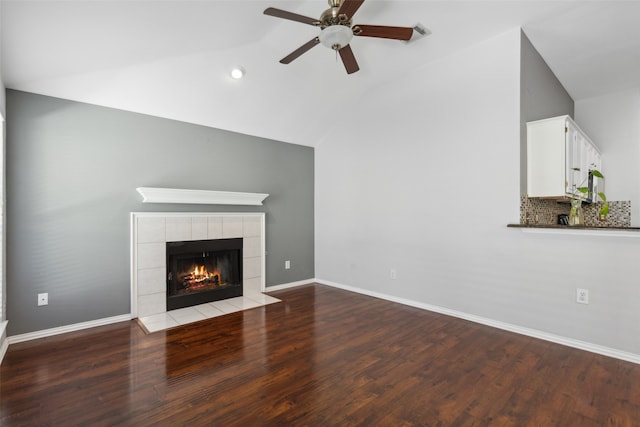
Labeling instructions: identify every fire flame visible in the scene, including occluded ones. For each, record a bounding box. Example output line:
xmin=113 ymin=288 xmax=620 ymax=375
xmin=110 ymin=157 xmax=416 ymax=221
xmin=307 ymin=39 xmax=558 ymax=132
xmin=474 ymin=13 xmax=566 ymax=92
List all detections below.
xmin=189 ymin=265 xmax=220 ymax=284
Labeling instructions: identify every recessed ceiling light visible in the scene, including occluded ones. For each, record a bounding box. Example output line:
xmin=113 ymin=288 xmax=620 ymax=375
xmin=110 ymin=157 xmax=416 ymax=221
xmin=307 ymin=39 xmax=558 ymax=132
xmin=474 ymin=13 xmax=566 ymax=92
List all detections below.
xmin=230 ymin=66 xmax=245 ymax=79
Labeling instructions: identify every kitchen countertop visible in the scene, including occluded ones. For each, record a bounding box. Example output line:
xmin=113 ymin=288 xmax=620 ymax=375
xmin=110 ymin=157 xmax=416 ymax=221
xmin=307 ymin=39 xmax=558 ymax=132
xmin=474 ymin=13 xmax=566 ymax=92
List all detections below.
xmin=508 ymin=224 xmax=640 ymax=231
xmin=508 ymin=224 xmax=640 ymax=237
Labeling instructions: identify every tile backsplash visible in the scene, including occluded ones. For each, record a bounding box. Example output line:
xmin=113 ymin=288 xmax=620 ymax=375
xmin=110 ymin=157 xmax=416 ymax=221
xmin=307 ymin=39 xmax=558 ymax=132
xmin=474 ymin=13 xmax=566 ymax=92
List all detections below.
xmin=520 ymin=196 xmax=631 ymax=227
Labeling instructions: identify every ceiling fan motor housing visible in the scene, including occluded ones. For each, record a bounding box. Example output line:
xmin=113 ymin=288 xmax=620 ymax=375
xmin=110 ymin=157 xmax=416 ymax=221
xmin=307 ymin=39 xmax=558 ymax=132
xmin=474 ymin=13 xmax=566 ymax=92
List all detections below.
xmin=319 ymin=5 xmax=351 ymax=29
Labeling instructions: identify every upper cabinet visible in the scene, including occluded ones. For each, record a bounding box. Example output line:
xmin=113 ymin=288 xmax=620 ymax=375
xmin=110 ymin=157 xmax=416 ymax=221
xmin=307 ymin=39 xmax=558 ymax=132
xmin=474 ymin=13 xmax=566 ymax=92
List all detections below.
xmin=527 ymin=115 xmax=602 ymax=201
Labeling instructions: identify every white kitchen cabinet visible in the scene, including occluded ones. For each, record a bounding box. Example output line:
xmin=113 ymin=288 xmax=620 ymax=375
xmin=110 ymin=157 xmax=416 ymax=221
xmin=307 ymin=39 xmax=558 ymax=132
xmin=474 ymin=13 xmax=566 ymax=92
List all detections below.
xmin=527 ymin=115 xmax=602 ymax=201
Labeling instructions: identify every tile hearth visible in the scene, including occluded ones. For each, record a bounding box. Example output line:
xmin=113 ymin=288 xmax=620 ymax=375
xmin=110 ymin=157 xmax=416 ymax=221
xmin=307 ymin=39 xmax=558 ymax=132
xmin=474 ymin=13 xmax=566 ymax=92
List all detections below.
xmin=139 ymin=292 xmax=281 ymax=333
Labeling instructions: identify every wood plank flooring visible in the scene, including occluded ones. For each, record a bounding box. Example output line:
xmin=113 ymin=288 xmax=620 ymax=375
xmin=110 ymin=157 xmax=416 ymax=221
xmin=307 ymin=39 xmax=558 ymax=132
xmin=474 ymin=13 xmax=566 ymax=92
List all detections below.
xmin=1 ymin=284 xmax=640 ymax=426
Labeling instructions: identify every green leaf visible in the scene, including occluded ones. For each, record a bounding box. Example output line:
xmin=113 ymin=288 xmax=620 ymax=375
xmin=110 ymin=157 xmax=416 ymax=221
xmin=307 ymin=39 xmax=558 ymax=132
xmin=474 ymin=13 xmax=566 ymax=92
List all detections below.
xmin=597 ymin=191 xmax=607 ymax=202
xmin=576 ymin=187 xmax=589 ymax=193
xmin=591 ymin=169 xmax=604 ymax=178
xmin=600 ymin=204 xmax=609 ymax=217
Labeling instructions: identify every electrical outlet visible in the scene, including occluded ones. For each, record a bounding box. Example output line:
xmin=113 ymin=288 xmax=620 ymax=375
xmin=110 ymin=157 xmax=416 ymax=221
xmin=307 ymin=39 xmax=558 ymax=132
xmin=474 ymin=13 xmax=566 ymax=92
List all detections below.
xmin=38 ymin=293 xmax=48 ymax=306
xmin=285 ymin=260 xmax=291 ymax=270
xmin=576 ymin=288 xmax=589 ymax=305
xmin=390 ymin=269 xmax=397 ymax=280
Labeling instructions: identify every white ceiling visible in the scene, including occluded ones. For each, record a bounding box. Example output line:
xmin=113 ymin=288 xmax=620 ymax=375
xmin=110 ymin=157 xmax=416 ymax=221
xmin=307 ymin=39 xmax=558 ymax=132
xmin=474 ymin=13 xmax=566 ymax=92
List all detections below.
xmin=2 ymin=0 xmax=640 ymax=147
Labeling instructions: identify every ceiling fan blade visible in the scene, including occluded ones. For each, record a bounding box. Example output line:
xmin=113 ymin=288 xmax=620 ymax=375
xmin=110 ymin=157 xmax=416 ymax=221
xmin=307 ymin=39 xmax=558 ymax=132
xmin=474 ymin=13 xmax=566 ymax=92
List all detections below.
xmin=264 ymin=7 xmax=319 ymax=26
xmin=339 ymin=44 xmax=360 ymax=74
xmin=338 ymin=0 xmax=366 ymax=19
xmin=353 ymin=25 xmax=413 ymax=40
xmin=280 ymin=38 xmax=321 ymax=64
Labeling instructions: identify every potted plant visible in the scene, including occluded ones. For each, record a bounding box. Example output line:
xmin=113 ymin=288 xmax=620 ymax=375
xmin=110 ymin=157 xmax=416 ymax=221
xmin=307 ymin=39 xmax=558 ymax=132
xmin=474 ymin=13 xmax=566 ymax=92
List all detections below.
xmin=569 ymin=168 xmax=608 ymax=225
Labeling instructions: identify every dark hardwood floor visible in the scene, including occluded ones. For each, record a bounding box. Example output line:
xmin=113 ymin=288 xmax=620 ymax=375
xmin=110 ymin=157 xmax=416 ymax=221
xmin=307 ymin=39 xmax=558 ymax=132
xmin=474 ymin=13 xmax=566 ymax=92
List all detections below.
xmin=1 ymin=284 xmax=639 ymax=426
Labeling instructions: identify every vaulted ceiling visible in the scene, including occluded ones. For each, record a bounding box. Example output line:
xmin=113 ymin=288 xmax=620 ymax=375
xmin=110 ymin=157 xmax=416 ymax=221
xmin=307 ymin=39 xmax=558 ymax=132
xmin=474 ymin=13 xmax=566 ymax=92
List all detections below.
xmin=2 ymin=1 xmax=640 ymax=147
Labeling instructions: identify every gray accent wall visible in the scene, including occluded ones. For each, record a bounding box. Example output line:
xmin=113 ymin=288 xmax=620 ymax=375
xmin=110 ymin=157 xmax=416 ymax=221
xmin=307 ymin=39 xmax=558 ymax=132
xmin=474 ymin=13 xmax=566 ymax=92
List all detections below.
xmin=520 ymin=30 xmax=574 ymax=194
xmin=6 ymin=90 xmax=314 ymax=335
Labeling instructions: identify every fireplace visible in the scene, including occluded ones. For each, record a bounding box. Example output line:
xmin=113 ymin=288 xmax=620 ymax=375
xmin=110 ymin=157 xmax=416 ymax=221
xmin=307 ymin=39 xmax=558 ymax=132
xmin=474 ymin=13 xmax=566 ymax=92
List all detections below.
xmin=131 ymin=212 xmax=264 ymax=319
xmin=166 ymin=238 xmax=243 ymax=311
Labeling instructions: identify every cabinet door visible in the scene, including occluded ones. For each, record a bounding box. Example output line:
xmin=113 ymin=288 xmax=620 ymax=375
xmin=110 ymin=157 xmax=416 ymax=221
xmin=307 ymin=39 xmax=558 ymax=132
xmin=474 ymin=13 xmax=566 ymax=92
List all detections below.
xmin=565 ymin=120 xmax=580 ymax=196
xmin=527 ymin=118 xmax=567 ymax=198
xmin=566 ymin=120 xmax=593 ymax=200
xmin=578 ymin=132 xmax=590 ymax=190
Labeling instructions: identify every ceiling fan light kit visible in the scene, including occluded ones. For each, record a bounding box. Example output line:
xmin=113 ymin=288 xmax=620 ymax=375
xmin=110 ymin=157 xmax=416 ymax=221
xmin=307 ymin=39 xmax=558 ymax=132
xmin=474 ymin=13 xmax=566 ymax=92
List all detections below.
xmin=264 ymin=0 xmax=416 ymax=74
xmin=318 ymin=25 xmax=353 ymax=50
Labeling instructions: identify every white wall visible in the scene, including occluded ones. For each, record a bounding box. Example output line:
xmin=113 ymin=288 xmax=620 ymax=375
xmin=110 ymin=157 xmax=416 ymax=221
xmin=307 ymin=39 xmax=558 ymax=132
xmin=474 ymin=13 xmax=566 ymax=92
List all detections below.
xmin=0 ymin=1 xmax=6 ymax=358
xmin=316 ymin=28 xmax=640 ymax=357
xmin=0 ymin=0 xmax=5 ymax=118
xmin=575 ymin=89 xmax=640 ymax=227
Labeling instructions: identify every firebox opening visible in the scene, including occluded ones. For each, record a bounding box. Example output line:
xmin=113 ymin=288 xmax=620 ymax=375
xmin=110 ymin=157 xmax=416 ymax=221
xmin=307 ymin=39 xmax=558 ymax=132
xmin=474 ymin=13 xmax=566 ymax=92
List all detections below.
xmin=166 ymin=238 xmax=243 ymax=311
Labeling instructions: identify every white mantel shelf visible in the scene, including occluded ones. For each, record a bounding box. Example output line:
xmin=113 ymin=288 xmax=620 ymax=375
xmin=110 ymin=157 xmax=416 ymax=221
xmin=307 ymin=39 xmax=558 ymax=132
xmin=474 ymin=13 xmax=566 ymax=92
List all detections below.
xmin=136 ymin=187 xmax=269 ymax=206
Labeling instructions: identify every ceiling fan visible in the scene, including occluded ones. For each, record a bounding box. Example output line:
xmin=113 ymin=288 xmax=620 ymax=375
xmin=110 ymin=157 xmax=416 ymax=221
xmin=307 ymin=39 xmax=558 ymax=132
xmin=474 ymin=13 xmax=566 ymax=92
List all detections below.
xmin=264 ymin=0 xmax=414 ymax=74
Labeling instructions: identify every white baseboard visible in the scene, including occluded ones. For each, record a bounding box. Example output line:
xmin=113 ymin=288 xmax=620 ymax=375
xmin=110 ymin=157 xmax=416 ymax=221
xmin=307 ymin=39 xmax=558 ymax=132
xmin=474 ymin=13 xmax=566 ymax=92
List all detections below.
xmin=0 ymin=337 xmax=8 ymax=365
xmin=7 ymin=280 xmax=638 ymax=365
xmin=5 ymin=280 xmax=315 ymax=346
xmin=0 ymin=320 xmax=8 ymax=365
xmin=265 ymin=278 xmax=315 ymax=292
xmin=7 ymin=314 xmax=132 ymax=345
xmin=316 ymin=279 xmax=640 ymax=365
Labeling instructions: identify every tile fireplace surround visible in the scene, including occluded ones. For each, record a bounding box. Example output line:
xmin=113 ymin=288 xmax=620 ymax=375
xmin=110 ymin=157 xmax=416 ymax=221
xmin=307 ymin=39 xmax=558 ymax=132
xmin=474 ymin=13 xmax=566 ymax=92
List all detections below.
xmin=131 ymin=212 xmax=271 ymax=330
